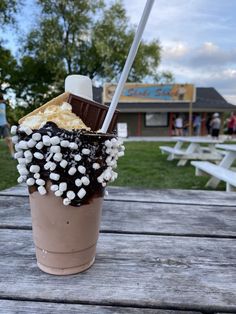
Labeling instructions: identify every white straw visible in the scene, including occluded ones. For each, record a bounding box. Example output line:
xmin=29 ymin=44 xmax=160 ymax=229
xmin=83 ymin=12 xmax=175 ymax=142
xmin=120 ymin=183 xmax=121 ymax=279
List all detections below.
xmin=101 ymin=0 xmax=155 ymax=133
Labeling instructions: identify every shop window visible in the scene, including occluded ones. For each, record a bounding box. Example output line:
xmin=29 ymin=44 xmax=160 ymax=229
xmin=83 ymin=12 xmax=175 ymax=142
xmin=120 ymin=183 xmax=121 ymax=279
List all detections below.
xmin=145 ymin=113 xmax=168 ymax=127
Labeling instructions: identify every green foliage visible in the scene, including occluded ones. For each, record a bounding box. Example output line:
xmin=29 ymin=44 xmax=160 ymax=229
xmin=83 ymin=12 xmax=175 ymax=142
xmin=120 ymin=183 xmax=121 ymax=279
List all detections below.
xmin=0 ymin=0 xmax=19 ymax=25
xmin=0 ymin=140 xmax=18 ymax=191
xmin=0 ymin=0 xmax=173 ymax=121
xmin=0 ymin=45 xmax=18 ymax=94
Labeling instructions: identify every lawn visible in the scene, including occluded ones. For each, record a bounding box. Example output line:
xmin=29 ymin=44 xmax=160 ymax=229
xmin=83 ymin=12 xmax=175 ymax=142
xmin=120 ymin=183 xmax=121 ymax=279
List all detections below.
xmin=0 ymin=140 xmax=226 ymax=191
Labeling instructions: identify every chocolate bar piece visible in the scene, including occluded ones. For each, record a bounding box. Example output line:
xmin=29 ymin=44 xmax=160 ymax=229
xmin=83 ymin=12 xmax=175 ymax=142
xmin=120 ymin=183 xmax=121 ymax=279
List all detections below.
xmin=68 ymin=93 xmax=119 ymax=133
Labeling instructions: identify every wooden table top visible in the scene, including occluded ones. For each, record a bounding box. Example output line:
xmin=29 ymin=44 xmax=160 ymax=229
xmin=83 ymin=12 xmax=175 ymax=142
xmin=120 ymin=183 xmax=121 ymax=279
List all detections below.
xmin=0 ymin=184 xmax=235 ymax=313
xmin=175 ymin=137 xmax=224 ymax=144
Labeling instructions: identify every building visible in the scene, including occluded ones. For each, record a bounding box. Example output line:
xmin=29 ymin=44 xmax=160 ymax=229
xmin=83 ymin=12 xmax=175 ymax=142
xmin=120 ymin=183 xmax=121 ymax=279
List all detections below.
xmin=102 ymin=84 xmax=236 ymax=136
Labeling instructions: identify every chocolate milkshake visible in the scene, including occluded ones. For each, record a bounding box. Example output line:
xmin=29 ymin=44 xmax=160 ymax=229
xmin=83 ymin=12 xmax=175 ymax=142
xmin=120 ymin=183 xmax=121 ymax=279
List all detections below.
xmin=12 ymin=76 xmax=124 ymax=275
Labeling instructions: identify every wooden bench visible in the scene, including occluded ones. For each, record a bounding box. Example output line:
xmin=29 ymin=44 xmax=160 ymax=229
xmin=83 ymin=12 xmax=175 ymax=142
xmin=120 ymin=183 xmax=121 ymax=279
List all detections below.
xmin=191 ymin=161 xmax=236 ymax=192
xmin=160 ymin=146 xmax=185 ymax=155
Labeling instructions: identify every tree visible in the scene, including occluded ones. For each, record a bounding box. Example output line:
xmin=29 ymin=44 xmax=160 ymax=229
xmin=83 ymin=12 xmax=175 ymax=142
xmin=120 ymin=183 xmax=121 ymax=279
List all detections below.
xmin=24 ymin=1 xmax=166 ymax=86
xmin=0 ymin=0 xmax=19 ymax=25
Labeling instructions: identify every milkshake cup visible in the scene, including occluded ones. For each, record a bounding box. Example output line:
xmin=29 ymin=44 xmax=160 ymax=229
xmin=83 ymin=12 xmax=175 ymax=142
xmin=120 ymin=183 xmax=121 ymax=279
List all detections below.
xmin=12 ymin=76 xmax=125 ymax=275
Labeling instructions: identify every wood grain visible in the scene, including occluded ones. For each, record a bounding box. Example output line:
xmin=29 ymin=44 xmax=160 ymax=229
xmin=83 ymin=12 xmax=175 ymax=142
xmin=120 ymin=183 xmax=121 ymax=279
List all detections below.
xmin=0 ymin=196 xmax=236 ymax=237
xmin=1 ymin=185 xmax=236 ymax=206
xmin=0 ymin=300 xmax=202 ymax=314
xmin=0 ymin=229 xmax=235 ymax=312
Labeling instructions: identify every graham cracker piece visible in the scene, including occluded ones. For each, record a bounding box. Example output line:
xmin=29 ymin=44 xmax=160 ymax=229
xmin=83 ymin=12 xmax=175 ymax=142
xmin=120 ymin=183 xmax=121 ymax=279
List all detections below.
xmin=18 ymin=92 xmax=70 ymax=124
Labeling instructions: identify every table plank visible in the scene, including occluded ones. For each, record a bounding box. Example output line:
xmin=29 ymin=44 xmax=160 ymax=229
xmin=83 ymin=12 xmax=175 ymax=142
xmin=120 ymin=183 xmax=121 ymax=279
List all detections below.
xmin=0 ymin=300 xmax=202 ymax=314
xmin=1 ymin=196 xmax=236 ymax=237
xmin=1 ymin=185 xmax=236 ymax=206
xmin=0 ymin=229 xmax=235 ymax=312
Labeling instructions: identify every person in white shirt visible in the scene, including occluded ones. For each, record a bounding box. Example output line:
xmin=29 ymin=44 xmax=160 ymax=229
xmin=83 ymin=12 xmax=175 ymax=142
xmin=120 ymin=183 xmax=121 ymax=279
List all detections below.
xmin=175 ymin=114 xmax=183 ymax=136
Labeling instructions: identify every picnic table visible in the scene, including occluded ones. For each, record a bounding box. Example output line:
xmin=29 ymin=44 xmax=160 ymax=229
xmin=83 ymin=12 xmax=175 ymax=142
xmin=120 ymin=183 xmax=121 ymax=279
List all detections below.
xmin=0 ymin=184 xmax=236 ymax=313
xmin=192 ymin=144 xmax=236 ymax=192
xmin=160 ymin=136 xmax=225 ymax=166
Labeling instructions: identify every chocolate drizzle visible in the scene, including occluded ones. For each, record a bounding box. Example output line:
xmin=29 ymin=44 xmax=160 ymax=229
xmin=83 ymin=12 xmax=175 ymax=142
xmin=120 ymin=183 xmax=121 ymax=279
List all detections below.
xmin=15 ymin=122 xmax=122 ymax=206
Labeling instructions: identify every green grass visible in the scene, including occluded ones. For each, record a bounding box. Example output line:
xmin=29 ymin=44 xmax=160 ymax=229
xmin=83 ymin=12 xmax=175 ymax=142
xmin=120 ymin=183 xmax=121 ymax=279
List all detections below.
xmin=0 ymin=140 xmax=226 ymax=191
xmin=0 ymin=140 xmax=18 ymax=191
xmin=112 ymin=141 xmax=226 ymax=191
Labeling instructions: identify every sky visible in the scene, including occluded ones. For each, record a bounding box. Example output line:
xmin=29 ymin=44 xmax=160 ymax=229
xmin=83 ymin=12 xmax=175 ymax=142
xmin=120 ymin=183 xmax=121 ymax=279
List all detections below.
xmin=122 ymin=0 xmax=236 ymax=105
xmin=2 ymin=0 xmax=236 ymax=105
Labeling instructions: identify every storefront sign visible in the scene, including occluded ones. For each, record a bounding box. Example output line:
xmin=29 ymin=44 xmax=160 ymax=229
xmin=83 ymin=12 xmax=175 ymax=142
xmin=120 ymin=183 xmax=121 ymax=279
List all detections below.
xmin=103 ymin=83 xmax=196 ymax=103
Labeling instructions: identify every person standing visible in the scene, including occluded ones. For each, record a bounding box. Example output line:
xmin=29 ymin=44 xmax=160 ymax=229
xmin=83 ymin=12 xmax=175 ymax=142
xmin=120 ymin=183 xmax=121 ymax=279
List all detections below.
xmin=226 ymin=112 xmax=236 ymax=139
xmin=175 ymin=114 xmax=183 ymax=136
xmin=0 ymin=93 xmax=14 ymax=158
xmin=210 ymin=113 xmax=221 ymax=140
xmin=193 ymin=114 xmax=201 ymax=136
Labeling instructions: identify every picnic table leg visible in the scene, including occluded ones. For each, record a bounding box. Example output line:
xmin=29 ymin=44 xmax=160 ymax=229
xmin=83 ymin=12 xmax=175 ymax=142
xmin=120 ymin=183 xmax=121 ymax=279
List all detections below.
xmin=206 ymin=151 xmax=236 ymax=188
xmin=177 ymin=143 xmax=198 ymax=166
xmin=167 ymin=141 xmax=183 ymax=161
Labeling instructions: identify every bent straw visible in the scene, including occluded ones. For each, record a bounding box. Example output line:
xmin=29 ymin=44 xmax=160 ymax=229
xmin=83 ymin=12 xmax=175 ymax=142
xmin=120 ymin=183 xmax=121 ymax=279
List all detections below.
xmin=101 ymin=0 xmax=155 ymax=133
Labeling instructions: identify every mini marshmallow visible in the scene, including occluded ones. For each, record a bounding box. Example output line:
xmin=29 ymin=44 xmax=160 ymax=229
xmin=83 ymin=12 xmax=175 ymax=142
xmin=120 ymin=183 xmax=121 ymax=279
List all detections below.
xmin=36 ymin=179 xmax=45 ymax=186
xmin=14 ymin=143 xmax=21 ymax=152
xmin=82 ymin=148 xmax=90 ymax=155
xmin=53 ymin=153 xmax=63 ymax=162
xmin=69 ymin=142 xmax=78 ymax=150
xmin=17 ymin=176 xmax=25 ymax=183
xmin=44 ymin=162 xmax=51 ymax=170
xmin=97 ymin=175 xmax=103 ymax=183
xmin=67 ymin=190 xmax=75 ymax=200
xmin=18 ymin=167 xmax=29 ymax=176
xmin=14 ymin=151 xmax=23 ymax=159
xmin=102 ymin=182 xmax=106 ymax=187
xmin=34 ymin=173 xmax=40 ymax=179
xmin=49 ymin=173 xmax=60 ymax=181
xmin=92 ymin=163 xmax=100 ymax=170
xmin=60 ymin=159 xmax=68 ymax=168
xmin=50 ymin=136 xmax=60 ymax=145
xmin=55 ymin=190 xmax=63 ymax=197
xmin=50 ymin=162 xmax=57 ymax=171
xmin=18 ymin=141 xmax=28 ymax=150
xmin=118 ymin=151 xmax=125 ymax=157
xmin=63 ymin=198 xmax=71 ymax=206
xmin=50 ymin=145 xmax=61 ymax=153
xmin=105 ymin=140 xmax=112 ymax=148
xmin=106 ymin=156 xmax=112 ymax=164
xmin=75 ymin=178 xmax=82 ymax=187
xmin=12 ymin=135 xmax=19 ymax=144
xmin=18 ymin=158 xmax=26 ymax=164
xmin=68 ymin=167 xmax=77 ymax=175
xmin=50 ymin=184 xmax=59 ymax=191
xmin=60 ymin=140 xmax=69 ymax=147
xmin=78 ymin=165 xmax=86 ymax=174
xmin=36 ymin=141 xmax=44 ymax=150
xmin=38 ymin=186 xmax=47 ymax=195
xmin=11 ymin=125 xmax=17 ymax=135
xmin=74 ymin=154 xmax=82 ymax=161
xmin=32 ymin=133 xmax=41 ymax=141
xmin=24 ymin=150 xmax=32 ymax=159
xmin=34 ymin=152 xmax=44 ymax=160
xmin=81 ymin=176 xmax=90 ymax=186
xmin=30 ymin=165 xmax=40 ymax=173
xmin=106 ymin=148 xmax=111 ymax=154
xmin=59 ymin=182 xmax=67 ymax=191
xmin=77 ymin=188 xmax=86 ymax=199
xmin=26 ymin=178 xmax=35 ymax=186
xmin=103 ymin=168 xmax=112 ymax=181
xmin=27 ymin=139 xmax=36 ymax=148
xmin=42 ymin=135 xmax=51 ymax=146
xmin=24 ymin=127 xmax=33 ymax=135
xmin=111 ymin=138 xmax=117 ymax=145
xmin=46 ymin=153 xmax=53 ymax=162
